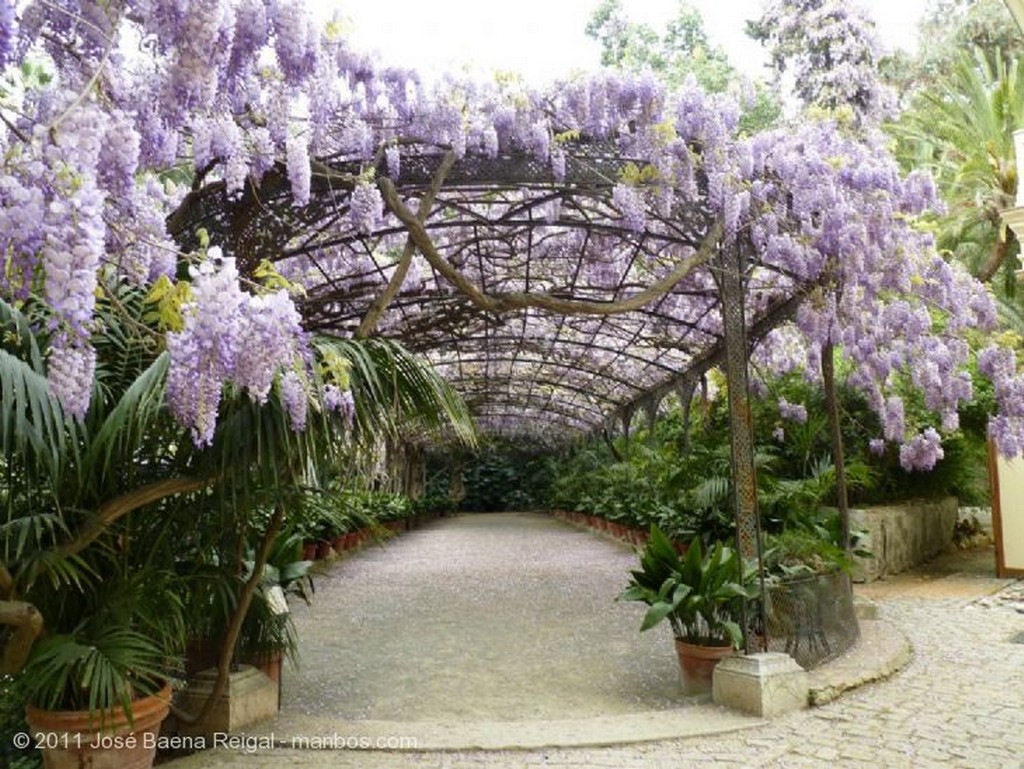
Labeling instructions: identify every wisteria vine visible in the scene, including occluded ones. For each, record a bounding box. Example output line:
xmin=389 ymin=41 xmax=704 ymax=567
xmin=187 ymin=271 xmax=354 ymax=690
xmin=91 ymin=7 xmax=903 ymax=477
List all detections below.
xmin=0 ymin=0 xmax=1022 ymax=469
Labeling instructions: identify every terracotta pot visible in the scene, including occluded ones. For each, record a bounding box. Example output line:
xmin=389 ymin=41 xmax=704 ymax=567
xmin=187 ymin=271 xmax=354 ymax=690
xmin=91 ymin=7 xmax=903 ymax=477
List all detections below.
xmin=302 ymin=542 xmax=317 ymax=561
xmin=332 ymin=534 xmax=347 ymax=553
xmin=25 ymin=682 xmax=172 ymax=769
xmin=247 ymin=649 xmax=283 ymax=687
xmin=315 ymin=540 xmax=333 ymax=560
xmin=343 ymin=531 xmax=358 ymax=549
xmin=674 ymin=639 xmax=734 ymax=695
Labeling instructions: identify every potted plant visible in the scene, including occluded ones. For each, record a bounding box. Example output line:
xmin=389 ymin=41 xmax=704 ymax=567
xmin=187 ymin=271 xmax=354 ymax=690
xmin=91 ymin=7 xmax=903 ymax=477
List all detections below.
xmin=21 ymin=629 xmax=173 ymax=769
xmin=239 ymin=529 xmax=315 ymax=687
xmin=619 ymin=525 xmax=758 ymax=694
xmin=760 ymin=526 xmax=861 ymax=668
xmin=13 ymin=563 xmax=184 ymax=769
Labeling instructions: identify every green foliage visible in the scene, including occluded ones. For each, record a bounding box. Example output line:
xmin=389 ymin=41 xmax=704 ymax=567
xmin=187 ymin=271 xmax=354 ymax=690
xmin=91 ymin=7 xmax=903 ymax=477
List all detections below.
xmin=0 ymin=675 xmax=36 ymax=768
xmin=20 ymin=626 xmax=166 ymax=717
xmin=315 ymin=335 xmax=476 ymax=448
xmin=618 ymin=527 xmax=758 ymax=647
xmin=548 ymin=437 xmax=693 ymax=536
xmin=458 ymin=440 xmax=554 ymax=512
xmin=1 ymin=273 xmax=476 ymax=723
xmin=859 ymin=431 xmax=989 ymax=506
xmin=545 ymin=362 xmax=991 ymax=542
xmin=412 ymin=463 xmax=457 ymax=515
xmin=763 ymin=526 xmax=852 ymax=581
xmin=898 ymin=0 xmax=1024 ymax=94
xmin=888 ymin=47 xmax=1023 ymax=288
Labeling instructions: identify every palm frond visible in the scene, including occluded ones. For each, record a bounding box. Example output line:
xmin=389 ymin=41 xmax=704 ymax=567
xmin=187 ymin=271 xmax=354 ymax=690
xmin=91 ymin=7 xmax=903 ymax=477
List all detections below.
xmin=88 ymin=352 xmax=171 ymax=476
xmin=22 ymin=625 xmax=167 ymax=717
xmin=0 ymin=348 xmax=68 ymax=480
xmin=315 ymin=336 xmax=476 ymax=446
xmin=996 ymin=291 xmax=1024 ymax=334
xmin=0 ymin=297 xmax=48 ymax=370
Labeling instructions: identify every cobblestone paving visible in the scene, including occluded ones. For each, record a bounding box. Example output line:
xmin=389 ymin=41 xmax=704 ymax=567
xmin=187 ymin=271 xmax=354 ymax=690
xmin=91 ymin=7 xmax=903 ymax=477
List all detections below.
xmin=167 ymin=516 xmax=1024 ymax=769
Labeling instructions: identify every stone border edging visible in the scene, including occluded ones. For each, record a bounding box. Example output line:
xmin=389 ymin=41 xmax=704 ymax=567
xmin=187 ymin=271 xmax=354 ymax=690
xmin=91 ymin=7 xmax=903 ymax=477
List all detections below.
xmin=807 ymin=618 xmax=912 ymax=706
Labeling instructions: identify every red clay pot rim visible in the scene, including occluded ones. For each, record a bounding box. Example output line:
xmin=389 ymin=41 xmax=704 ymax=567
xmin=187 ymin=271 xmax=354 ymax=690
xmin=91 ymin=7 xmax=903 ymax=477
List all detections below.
xmin=25 ymin=681 xmax=172 ymax=732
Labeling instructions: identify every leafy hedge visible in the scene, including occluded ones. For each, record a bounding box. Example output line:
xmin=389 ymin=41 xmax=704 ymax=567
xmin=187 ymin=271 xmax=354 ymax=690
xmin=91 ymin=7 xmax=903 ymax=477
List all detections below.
xmin=546 ymin=369 xmax=990 ymax=545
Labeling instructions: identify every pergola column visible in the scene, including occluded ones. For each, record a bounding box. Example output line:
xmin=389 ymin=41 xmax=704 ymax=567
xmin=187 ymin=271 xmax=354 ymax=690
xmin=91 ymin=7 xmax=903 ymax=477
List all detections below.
xmin=717 ymin=243 xmax=762 ymax=561
xmin=716 ymin=240 xmax=766 ymax=649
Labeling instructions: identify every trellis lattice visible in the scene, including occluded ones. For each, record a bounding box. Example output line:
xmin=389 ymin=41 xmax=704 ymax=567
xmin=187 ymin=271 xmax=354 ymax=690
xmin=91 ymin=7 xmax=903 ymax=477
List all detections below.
xmin=168 ymin=140 xmax=809 ymax=442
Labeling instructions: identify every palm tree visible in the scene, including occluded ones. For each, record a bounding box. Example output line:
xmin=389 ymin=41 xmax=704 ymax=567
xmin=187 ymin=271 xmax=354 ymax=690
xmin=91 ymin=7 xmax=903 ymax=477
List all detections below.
xmin=1 ymin=280 xmax=474 ymax=718
xmin=889 ymin=47 xmax=1024 ymax=289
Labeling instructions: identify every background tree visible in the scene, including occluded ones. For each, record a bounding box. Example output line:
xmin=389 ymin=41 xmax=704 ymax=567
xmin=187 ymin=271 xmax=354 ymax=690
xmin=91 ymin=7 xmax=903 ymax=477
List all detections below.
xmin=586 ymin=0 xmax=734 ymax=91
xmin=749 ymin=0 xmax=896 ymax=126
xmin=586 ymin=0 xmax=781 ymax=131
xmin=915 ymin=0 xmax=1024 ymax=87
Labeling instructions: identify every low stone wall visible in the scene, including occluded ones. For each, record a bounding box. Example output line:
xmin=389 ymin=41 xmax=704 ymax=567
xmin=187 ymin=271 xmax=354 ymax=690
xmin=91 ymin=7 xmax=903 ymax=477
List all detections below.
xmin=850 ymin=497 xmax=958 ymax=582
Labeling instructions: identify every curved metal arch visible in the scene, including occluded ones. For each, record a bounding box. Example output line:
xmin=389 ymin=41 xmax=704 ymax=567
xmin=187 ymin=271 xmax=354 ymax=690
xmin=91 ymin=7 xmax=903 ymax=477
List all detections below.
xmin=430 ymin=354 xmax=647 ymax=393
xmin=166 ymin=139 xmax=739 ymax=443
xmin=441 ymin=373 xmax=622 ymax=407
xmin=459 ymin=387 xmax=608 ymax=419
xmin=415 ymin=334 xmax=683 ymax=373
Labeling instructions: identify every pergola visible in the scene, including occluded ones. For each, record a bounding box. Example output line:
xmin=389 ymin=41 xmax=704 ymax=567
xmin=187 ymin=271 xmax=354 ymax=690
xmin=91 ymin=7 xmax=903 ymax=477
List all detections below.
xmin=163 ymin=67 xmax=964 ymax=581
xmin=169 ymin=141 xmax=809 ymax=441
xmin=167 ymin=133 xmax=818 ymax=568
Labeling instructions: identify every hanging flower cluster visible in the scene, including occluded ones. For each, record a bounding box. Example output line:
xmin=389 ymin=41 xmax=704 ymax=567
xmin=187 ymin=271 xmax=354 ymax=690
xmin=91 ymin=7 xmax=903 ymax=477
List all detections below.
xmin=0 ymin=0 xmax=1020 ymax=463
xmin=165 ymin=251 xmax=308 ymax=445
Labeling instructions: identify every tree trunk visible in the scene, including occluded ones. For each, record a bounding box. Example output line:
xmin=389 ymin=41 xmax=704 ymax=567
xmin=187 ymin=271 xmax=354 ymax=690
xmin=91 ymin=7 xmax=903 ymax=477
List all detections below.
xmin=173 ymin=506 xmax=285 ymax=728
xmin=976 ymin=231 xmax=1010 ymax=284
xmin=821 ymin=341 xmax=851 ymax=556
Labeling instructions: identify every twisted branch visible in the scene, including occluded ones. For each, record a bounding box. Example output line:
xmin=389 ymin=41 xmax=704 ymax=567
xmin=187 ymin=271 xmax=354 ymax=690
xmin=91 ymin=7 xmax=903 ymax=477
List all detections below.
xmin=379 ymin=176 xmax=723 ymax=317
xmin=359 ymin=152 xmax=457 ymax=337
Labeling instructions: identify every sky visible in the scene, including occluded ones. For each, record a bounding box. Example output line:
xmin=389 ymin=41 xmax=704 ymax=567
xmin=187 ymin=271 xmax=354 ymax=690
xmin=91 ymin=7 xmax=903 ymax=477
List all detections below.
xmin=323 ymin=0 xmax=933 ymax=85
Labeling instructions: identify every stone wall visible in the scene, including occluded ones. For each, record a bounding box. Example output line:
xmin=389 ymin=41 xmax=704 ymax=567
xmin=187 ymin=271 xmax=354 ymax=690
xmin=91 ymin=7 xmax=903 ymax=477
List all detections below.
xmin=849 ymin=497 xmax=958 ymax=582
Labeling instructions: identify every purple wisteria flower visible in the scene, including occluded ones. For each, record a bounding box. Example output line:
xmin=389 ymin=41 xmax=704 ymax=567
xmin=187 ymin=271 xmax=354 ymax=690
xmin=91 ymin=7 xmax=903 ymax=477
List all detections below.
xmin=777 ymin=398 xmax=808 ymax=423
xmin=349 ymin=181 xmax=383 ymax=234
xmin=279 ymin=370 xmax=307 ymax=431
xmin=0 ymin=0 xmax=15 ymax=67
xmin=899 ymin=428 xmax=944 ymax=472
xmin=166 ymin=250 xmax=311 ymax=446
xmin=385 ymin=145 xmax=401 ymax=180
xmin=612 ymin=183 xmax=645 ymax=232
xmin=324 ymin=384 xmax=356 ymax=428
xmin=47 ymin=341 xmax=96 ymax=420
xmin=286 ymin=131 xmax=311 ymax=206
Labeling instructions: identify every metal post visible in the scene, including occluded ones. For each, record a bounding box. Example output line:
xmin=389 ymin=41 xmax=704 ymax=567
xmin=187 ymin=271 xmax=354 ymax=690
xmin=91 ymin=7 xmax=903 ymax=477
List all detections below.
xmin=716 ymin=240 xmax=766 ymax=652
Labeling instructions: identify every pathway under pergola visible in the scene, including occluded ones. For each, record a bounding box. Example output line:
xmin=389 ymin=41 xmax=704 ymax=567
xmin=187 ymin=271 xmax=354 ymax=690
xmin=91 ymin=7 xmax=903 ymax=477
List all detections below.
xmin=162 ymin=515 xmax=1022 ymax=766
xmin=170 ymin=129 xmax=812 ymax=567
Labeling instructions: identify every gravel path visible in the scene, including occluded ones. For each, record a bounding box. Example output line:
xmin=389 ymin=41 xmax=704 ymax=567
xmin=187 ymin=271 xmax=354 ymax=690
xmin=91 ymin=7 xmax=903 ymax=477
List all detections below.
xmin=165 ymin=514 xmax=1024 ymax=768
xmin=280 ymin=512 xmax=686 ymax=721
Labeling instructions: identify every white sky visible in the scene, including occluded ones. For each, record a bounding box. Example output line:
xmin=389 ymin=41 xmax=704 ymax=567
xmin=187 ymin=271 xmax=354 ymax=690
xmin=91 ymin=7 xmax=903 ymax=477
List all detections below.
xmin=322 ymin=0 xmax=932 ymax=85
